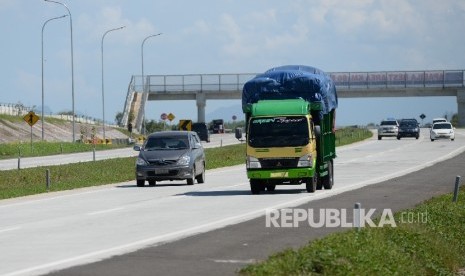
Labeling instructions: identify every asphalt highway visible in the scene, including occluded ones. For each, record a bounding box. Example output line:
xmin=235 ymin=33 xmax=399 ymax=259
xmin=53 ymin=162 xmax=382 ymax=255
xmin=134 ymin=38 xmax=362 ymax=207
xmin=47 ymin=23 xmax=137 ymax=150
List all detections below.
xmin=0 ymin=129 xmax=464 ymax=276
xmin=0 ymin=133 xmax=240 ymax=171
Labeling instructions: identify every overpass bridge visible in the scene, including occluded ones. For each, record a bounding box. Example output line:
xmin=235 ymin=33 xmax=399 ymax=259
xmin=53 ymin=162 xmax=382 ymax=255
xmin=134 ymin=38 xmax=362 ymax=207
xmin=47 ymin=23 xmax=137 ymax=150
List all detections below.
xmin=121 ymin=70 xmax=465 ymax=131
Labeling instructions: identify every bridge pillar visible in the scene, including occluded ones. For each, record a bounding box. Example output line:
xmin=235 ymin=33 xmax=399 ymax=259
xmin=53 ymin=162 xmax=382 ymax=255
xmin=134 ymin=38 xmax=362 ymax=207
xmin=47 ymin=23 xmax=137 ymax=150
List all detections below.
xmin=196 ymin=92 xmax=206 ymax=123
xmin=458 ymin=90 xmax=465 ymax=127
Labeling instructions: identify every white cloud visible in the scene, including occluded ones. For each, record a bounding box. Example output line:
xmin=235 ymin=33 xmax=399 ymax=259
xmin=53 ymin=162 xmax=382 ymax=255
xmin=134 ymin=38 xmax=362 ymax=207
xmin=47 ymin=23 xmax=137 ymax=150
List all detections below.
xmin=218 ymin=13 xmax=258 ymax=57
xmin=77 ymin=6 xmax=157 ymax=45
xmin=183 ymin=19 xmax=211 ymax=36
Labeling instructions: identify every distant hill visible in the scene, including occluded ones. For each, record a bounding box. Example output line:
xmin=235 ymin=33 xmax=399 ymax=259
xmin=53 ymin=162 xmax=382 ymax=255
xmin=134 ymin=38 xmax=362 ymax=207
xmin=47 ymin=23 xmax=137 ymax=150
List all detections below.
xmin=0 ymin=115 xmax=128 ymax=143
xmin=206 ymin=103 xmax=244 ymax=123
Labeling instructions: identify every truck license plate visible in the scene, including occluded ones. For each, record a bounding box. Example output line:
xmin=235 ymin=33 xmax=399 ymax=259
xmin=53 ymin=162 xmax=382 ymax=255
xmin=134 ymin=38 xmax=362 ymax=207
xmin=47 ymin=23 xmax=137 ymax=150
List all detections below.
xmin=270 ymin=172 xmax=288 ymax=178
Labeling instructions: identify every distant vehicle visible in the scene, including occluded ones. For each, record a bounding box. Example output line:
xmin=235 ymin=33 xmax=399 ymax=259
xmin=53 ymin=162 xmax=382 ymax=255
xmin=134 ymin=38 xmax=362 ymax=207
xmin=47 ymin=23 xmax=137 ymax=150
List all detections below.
xmin=397 ymin=119 xmax=420 ymax=139
xmin=192 ymin=122 xmax=210 ymax=142
xmin=430 ymin=122 xmax=455 ymax=141
xmin=377 ymin=119 xmax=399 ymax=140
xmin=133 ymin=131 xmax=206 ymax=187
xmin=210 ymin=119 xmax=224 ymax=134
xmin=432 ymin=118 xmax=448 ymax=125
xmin=242 ymin=65 xmax=337 ymax=194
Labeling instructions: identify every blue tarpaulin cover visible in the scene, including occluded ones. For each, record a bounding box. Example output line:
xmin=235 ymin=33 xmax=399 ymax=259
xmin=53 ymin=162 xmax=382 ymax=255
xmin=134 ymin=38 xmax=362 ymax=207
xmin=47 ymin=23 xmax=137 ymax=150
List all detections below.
xmin=242 ymin=65 xmax=338 ymax=115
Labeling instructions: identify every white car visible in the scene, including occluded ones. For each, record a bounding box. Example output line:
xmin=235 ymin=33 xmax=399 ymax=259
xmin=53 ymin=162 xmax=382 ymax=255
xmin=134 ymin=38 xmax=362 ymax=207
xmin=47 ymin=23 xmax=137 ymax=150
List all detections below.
xmin=430 ymin=122 xmax=455 ymax=141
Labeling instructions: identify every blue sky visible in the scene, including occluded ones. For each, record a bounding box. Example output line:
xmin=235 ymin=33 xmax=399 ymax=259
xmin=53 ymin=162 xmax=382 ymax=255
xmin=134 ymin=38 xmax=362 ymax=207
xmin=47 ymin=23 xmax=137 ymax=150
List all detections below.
xmin=1 ymin=0 xmax=464 ymax=126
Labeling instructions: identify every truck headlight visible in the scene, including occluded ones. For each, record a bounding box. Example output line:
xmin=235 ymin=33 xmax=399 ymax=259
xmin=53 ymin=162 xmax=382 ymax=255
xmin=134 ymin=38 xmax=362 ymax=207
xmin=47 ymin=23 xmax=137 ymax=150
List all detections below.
xmin=136 ymin=157 xmax=148 ymax=166
xmin=246 ymin=156 xmax=261 ymax=169
xmin=297 ymin=154 xmax=313 ymax=167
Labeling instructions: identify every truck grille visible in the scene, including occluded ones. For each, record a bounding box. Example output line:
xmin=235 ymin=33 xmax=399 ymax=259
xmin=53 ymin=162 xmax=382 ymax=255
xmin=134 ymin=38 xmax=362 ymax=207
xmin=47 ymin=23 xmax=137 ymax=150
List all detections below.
xmin=259 ymin=158 xmax=299 ymax=169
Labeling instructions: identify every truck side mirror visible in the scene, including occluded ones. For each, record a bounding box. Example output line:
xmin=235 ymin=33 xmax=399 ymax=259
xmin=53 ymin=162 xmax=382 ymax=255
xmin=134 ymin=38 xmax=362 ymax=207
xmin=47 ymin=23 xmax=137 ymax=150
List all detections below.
xmin=235 ymin=127 xmax=243 ymax=140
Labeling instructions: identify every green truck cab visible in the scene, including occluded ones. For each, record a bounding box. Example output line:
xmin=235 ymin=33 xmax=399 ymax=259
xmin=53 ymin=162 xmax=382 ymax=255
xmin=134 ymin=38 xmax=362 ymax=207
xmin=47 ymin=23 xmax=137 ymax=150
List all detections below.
xmin=242 ymin=65 xmax=337 ymax=194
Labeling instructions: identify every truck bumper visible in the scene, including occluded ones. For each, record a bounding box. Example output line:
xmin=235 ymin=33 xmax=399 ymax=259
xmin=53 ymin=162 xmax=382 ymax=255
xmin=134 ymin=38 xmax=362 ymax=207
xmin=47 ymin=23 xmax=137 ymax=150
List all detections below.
xmin=247 ymin=167 xmax=315 ymax=179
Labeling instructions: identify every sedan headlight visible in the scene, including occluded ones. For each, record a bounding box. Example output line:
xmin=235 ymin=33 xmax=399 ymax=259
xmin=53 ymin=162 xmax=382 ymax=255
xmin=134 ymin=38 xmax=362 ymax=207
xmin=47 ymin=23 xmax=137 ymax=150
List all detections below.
xmin=297 ymin=154 xmax=313 ymax=167
xmin=246 ymin=156 xmax=261 ymax=169
xmin=136 ymin=157 xmax=148 ymax=166
xmin=177 ymin=155 xmax=191 ymax=166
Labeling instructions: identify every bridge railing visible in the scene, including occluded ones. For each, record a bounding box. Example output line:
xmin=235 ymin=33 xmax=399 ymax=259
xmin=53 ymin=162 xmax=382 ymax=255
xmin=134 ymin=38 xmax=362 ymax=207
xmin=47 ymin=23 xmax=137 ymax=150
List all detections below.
xmin=330 ymin=70 xmax=465 ymax=89
xmin=131 ymin=73 xmax=258 ymax=93
xmin=131 ymin=70 xmax=464 ymax=93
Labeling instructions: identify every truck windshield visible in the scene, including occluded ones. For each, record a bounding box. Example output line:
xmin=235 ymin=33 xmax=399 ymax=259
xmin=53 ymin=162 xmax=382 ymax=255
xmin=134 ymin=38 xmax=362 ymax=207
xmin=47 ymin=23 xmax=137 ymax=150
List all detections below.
xmin=248 ymin=116 xmax=309 ymax=147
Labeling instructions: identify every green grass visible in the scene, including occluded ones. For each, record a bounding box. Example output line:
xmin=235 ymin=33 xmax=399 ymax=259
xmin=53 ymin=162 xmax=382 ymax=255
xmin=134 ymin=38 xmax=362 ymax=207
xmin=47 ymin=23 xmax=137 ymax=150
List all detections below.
xmin=240 ymin=188 xmax=465 ymax=275
xmin=335 ymin=127 xmax=373 ymax=147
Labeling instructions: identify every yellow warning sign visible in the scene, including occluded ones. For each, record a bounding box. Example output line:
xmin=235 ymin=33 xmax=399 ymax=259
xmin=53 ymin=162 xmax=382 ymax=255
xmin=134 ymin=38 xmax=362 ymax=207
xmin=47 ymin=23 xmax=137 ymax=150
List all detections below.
xmin=23 ymin=111 xmax=39 ymax=127
xmin=179 ymin=120 xmax=192 ymax=131
xmin=167 ymin=113 xmax=175 ymax=122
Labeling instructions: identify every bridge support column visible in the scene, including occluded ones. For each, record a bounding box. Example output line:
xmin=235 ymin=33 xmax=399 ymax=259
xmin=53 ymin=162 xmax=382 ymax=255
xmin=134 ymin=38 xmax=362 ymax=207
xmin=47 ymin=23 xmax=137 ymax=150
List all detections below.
xmin=196 ymin=92 xmax=206 ymax=123
xmin=458 ymin=90 xmax=465 ymax=127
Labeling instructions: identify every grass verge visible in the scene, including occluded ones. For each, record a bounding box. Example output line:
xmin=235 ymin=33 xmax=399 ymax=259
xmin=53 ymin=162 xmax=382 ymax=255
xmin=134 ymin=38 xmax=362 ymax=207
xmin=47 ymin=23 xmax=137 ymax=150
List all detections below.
xmin=0 ymin=127 xmax=370 ymax=200
xmin=239 ymin=187 xmax=465 ymax=275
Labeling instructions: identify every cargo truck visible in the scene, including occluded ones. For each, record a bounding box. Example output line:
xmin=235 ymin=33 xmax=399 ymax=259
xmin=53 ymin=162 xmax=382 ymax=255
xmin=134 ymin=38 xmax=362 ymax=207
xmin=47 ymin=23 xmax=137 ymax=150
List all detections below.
xmin=242 ymin=65 xmax=338 ymax=194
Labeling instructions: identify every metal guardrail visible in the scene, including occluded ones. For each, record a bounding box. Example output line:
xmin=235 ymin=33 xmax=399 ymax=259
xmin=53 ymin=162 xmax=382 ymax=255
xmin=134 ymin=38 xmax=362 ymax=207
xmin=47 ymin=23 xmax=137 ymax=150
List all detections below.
xmin=330 ymin=70 xmax=465 ymax=89
xmin=129 ymin=70 xmax=464 ymax=93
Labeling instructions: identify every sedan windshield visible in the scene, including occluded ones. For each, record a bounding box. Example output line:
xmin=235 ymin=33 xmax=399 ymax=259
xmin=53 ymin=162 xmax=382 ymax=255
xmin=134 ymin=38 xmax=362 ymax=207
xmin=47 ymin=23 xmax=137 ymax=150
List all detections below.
xmin=400 ymin=122 xmax=417 ymax=127
xmin=433 ymin=123 xmax=452 ymax=130
xmin=381 ymin=121 xmax=397 ymax=126
xmin=248 ymin=116 xmax=309 ymax=147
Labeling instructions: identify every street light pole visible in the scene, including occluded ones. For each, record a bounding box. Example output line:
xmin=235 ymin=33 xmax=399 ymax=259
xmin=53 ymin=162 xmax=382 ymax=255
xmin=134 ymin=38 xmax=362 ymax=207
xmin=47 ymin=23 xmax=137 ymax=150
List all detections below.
xmin=141 ymin=33 xmax=162 ymax=134
xmin=101 ymin=26 xmax=125 ymax=141
xmin=44 ymin=0 xmax=76 ymax=142
xmin=42 ymin=14 xmax=67 ymax=141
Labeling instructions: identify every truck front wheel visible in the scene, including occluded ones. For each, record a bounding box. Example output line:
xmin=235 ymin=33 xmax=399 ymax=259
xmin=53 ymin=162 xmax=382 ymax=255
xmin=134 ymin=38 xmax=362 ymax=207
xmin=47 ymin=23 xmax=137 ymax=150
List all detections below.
xmin=266 ymin=184 xmax=276 ymax=192
xmin=306 ymin=174 xmax=317 ymax=193
xmin=250 ymin=179 xmax=262 ymax=194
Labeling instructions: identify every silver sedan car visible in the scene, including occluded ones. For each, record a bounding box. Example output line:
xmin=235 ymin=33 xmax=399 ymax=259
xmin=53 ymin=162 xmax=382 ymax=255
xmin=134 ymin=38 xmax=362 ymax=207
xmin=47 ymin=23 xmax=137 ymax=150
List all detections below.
xmin=134 ymin=131 xmax=206 ymax=186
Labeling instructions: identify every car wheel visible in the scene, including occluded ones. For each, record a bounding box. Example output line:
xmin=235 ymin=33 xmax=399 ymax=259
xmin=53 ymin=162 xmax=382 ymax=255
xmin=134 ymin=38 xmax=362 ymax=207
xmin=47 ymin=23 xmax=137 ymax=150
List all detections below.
xmin=250 ymin=179 xmax=262 ymax=195
xmin=196 ymin=167 xmax=205 ymax=183
xmin=137 ymin=180 xmax=145 ymax=187
xmin=306 ymin=174 xmax=317 ymax=193
xmin=397 ymin=136 xmax=401 ymax=140
xmin=186 ymin=166 xmax=196 ymax=185
xmin=451 ymin=138 xmax=455 ymax=141
xmin=431 ymin=139 xmax=434 ymax=142
xmin=148 ymin=180 xmax=156 ymax=186
xmin=378 ymin=136 xmax=382 ymax=140
xmin=187 ymin=176 xmax=195 ymax=185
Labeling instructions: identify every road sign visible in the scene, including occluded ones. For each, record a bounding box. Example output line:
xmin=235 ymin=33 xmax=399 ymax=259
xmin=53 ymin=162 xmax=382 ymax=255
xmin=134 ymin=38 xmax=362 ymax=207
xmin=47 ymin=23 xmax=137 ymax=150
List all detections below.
xmin=167 ymin=113 xmax=175 ymax=122
xmin=23 ymin=111 xmax=39 ymax=127
xmin=232 ymin=115 xmax=237 ymax=121
xmin=160 ymin=113 xmax=167 ymax=120
xmin=179 ymin=120 xmax=192 ymax=131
